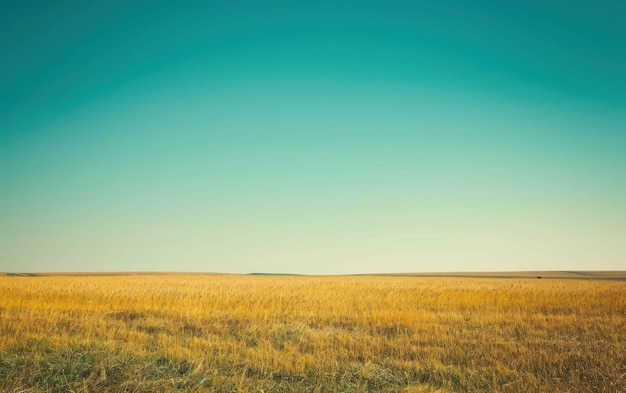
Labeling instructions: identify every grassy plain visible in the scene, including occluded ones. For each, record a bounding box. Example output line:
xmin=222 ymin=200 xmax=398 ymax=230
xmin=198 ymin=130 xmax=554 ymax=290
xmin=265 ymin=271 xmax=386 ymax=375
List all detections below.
xmin=1 ymin=273 xmax=625 ymax=392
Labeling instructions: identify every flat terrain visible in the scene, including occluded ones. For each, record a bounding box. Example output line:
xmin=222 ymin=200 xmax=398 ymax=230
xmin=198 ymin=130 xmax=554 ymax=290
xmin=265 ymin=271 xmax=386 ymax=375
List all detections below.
xmin=390 ymin=271 xmax=626 ymax=280
xmin=1 ymin=273 xmax=625 ymax=392
xmin=3 ymin=270 xmax=626 ymax=280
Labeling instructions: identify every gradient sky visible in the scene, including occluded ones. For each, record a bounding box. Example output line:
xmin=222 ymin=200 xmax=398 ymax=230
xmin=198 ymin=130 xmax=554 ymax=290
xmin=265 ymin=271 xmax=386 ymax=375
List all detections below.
xmin=1 ymin=1 xmax=625 ymax=274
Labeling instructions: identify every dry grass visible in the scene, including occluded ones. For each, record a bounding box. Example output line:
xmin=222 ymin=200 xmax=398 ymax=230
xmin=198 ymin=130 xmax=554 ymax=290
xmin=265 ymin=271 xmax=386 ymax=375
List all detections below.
xmin=1 ymin=274 xmax=625 ymax=392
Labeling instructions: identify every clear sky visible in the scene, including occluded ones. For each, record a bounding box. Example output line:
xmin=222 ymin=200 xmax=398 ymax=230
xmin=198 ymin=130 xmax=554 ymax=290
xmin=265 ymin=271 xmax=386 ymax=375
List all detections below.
xmin=1 ymin=1 xmax=625 ymax=274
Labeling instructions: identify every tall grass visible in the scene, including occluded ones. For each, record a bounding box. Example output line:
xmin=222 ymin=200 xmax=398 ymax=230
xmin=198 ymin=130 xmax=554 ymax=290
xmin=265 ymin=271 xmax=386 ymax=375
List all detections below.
xmin=1 ymin=274 xmax=624 ymax=392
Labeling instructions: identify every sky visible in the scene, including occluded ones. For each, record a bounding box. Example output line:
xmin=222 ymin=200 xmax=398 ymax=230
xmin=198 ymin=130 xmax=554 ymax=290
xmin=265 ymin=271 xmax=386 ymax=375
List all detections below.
xmin=1 ymin=1 xmax=625 ymax=274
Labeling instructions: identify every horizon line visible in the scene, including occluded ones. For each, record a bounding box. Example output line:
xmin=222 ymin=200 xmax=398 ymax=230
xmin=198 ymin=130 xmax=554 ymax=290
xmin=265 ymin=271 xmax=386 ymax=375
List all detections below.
xmin=2 ymin=270 xmax=625 ymax=280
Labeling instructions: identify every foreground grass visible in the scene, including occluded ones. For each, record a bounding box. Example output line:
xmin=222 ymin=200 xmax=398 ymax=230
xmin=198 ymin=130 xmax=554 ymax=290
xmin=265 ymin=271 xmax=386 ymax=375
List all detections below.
xmin=1 ymin=274 xmax=625 ymax=392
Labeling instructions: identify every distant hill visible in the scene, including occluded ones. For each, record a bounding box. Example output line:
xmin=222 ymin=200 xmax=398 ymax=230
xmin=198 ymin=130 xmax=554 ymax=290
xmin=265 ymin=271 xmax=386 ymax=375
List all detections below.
xmin=1 ymin=271 xmax=625 ymax=280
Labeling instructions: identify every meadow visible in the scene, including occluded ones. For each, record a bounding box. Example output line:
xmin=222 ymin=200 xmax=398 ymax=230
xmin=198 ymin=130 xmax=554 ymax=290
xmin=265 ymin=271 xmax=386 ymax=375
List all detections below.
xmin=0 ymin=273 xmax=625 ymax=392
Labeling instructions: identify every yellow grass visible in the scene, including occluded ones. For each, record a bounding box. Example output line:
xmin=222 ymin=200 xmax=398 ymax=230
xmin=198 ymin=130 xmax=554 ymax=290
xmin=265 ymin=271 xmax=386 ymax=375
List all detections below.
xmin=1 ymin=274 xmax=625 ymax=392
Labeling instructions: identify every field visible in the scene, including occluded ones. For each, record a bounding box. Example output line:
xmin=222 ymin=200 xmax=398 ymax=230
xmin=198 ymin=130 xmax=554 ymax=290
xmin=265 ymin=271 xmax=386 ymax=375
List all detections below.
xmin=1 ymin=273 xmax=625 ymax=392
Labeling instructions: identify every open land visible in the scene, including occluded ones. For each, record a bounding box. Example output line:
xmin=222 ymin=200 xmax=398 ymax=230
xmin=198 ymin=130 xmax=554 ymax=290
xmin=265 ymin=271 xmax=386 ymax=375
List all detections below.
xmin=1 ymin=272 xmax=625 ymax=392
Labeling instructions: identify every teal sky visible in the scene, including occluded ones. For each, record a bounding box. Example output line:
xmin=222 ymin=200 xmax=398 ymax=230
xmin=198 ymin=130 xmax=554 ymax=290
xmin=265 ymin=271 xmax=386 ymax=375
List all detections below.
xmin=1 ymin=1 xmax=625 ymax=274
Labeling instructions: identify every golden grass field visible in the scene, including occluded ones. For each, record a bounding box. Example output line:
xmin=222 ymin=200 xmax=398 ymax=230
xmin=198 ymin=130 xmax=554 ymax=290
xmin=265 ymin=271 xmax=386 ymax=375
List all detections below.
xmin=1 ymin=273 xmax=625 ymax=392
